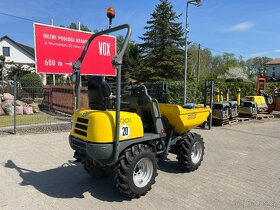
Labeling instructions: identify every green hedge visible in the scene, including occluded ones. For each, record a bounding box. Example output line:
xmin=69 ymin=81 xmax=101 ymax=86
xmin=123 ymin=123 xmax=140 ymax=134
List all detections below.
xmin=166 ymin=81 xmax=280 ymax=104
xmin=20 ymin=73 xmax=43 ymax=99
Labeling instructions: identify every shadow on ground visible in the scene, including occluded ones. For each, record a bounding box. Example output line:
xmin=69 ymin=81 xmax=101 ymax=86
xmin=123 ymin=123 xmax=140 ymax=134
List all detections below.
xmin=4 ymin=158 xmax=185 ymax=201
xmin=4 ymin=160 xmax=127 ymax=202
xmin=158 ymin=158 xmax=184 ymax=174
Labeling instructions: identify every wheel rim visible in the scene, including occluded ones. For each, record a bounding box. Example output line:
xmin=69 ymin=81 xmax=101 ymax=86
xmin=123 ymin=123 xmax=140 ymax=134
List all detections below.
xmin=191 ymin=142 xmax=203 ymax=164
xmin=133 ymin=157 xmax=153 ymax=188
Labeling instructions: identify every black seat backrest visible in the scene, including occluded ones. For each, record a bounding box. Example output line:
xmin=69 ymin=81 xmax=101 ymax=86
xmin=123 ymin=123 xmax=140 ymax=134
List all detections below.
xmin=88 ymin=76 xmax=112 ymax=110
xmin=125 ymin=84 xmax=163 ymax=133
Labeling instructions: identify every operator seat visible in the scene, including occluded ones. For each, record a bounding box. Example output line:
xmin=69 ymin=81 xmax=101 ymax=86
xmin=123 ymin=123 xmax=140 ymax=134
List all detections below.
xmin=88 ymin=76 xmax=112 ymax=110
xmin=122 ymin=84 xmax=163 ymax=133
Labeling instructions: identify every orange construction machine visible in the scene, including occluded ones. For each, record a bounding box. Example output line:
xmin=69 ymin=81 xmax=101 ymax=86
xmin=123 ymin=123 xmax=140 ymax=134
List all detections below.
xmin=256 ymin=77 xmax=280 ymax=113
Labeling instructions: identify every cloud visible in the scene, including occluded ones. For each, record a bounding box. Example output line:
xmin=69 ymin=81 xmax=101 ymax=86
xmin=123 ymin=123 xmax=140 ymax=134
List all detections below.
xmin=227 ymin=21 xmax=255 ymax=32
xmin=250 ymin=52 xmax=269 ymax=57
xmin=250 ymin=49 xmax=280 ymax=57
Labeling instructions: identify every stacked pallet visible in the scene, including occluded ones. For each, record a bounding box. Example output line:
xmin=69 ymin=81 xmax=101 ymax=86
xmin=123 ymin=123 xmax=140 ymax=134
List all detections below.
xmin=257 ymin=114 xmax=274 ymax=120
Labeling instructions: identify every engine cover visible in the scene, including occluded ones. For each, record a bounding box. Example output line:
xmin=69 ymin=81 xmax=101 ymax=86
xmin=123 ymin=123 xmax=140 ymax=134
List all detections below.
xmin=71 ymin=109 xmax=144 ymax=143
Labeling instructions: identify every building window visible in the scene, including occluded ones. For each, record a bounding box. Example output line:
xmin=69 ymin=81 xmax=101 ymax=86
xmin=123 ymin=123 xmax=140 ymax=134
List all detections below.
xmin=2 ymin=47 xmax=10 ymax=56
xmin=272 ymin=72 xmax=275 ymax=78
xmin=272 ymin=67 xmax=275 ymax=71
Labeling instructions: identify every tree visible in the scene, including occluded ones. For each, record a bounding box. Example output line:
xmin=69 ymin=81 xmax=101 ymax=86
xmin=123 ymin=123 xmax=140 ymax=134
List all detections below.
xmin=20 ymin=73 xmax=43 ymax=99
xmin=6 ymin=62 xmax=35 ymax=80
xmin=68 ymin=22 xmax=91 ymax=32
xmin=0 ymin=55 xmax=4 ymax=67
xmin=210 ymin=53 xmax=241 ymax=78
xmin=246 ymin=57 xmax=271 ymax=78
xmin=117 ymin=36 xmax=143 ymax=80
xmin=187 ymin=44 xmax=213 ymax=81
xmin=139 ymin=0 xmax=185 ymax=81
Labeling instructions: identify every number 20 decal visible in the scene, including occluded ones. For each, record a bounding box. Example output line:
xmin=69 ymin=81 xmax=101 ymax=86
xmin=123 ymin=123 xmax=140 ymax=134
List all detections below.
xmin=120 ymin=124 xmax=130 ymax=138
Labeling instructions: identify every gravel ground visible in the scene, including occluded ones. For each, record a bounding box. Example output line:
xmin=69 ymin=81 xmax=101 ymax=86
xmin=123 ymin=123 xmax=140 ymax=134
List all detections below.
xmin=1 ymin=111 xmax=278 ymax=136
xmin=0 ymin=111 xmax=71 ymax=136
xmin=0 ymin=123 xmax=71 ymax=136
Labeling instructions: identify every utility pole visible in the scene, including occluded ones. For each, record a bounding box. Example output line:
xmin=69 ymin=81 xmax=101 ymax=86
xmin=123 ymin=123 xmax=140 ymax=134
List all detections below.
xmin=197 ymin=43 xmax=200 ymax=83
xmin=183 ymin=0 xmax=201 ymax=104
xmin=183 ymin=2 xmax=189 ymax=105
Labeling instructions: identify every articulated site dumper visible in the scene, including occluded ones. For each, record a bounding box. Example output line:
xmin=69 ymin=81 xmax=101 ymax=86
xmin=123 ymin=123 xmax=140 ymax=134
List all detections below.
xmin=69 ymin=24 xmax=211 ymax=198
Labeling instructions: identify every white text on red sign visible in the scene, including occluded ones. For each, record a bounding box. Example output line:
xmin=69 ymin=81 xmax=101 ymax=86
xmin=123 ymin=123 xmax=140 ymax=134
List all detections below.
xmin=98 ymin=42 xmax=111 ymax=56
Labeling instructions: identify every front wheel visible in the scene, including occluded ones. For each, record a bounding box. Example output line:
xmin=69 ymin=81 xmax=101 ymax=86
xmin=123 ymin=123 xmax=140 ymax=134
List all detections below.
xmin=176 ymin=132 xmax=205 ymax=172
xmin=114 ymin=144 xmax=158 ymax=198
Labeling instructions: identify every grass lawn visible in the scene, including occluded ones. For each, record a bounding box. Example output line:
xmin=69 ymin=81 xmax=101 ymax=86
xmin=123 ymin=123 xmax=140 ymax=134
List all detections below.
xmin=0 ymin=112 xmax=59 ymax=128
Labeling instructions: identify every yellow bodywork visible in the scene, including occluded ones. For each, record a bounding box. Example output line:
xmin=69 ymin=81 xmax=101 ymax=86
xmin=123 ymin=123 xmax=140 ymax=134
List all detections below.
xmin=71 ymin=109 xmax=144 ymax=143
xmin=238 ymin=107 xmax=257 ymax=115
xmin=159 ymin=104 xmax=211 ymax=134
xmin=245 ymin=96 xmax=266 ymax=107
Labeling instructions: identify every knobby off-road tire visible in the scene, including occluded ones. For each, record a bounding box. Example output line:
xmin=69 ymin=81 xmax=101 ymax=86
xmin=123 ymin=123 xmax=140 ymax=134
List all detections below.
xmin=83 ymin=158 xmax=113 ymax=178
xmin=114 ymin=144 xmax=158 ymax=198
xmin=176 ymin=132 xmax=205 ymax=172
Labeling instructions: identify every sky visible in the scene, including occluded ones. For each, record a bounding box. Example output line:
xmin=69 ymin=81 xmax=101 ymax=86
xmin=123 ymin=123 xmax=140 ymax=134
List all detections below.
xmin=1 ymin=0 xmax=280 ymax=60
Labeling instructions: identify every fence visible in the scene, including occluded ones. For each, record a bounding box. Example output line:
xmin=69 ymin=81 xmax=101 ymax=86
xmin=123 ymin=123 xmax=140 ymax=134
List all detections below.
xmin=0 ymin=76 xmax=71 ymax=134
xmin=2 ymin=76 xmax=280 ymax=135
xmin=0 ymin=79 xmax=167 ymax=134
xmin=42 ymin=81 xmax=168 ymax=114
xmin=41 ymin=80 xmax=280 ymax=114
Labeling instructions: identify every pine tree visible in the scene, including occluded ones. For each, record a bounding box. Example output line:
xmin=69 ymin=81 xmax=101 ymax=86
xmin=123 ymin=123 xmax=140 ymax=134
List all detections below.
xmin=139 ymin=0 xmax=185 ymax=81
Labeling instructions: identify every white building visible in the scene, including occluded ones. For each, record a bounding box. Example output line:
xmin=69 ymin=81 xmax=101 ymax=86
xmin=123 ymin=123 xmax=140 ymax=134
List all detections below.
xmin=0 ymin=36 xmax=38 ymax=86
xmin=266 ymin=58 xmax=280 ymax=80
xmin=0 ymin=35 xmax=35 ymax=64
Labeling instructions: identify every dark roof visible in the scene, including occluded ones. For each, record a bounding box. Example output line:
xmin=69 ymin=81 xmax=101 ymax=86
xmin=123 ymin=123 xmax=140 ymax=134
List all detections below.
xmin=266 ymin=58 xmax=280 ymax=65
xmin=0 ymin=35 xmax=34 ymax=58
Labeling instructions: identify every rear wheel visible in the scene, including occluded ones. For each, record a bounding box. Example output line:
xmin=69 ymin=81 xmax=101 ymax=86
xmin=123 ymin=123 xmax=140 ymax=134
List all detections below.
xmin=83 ymin=158 xmax=113 ymax=178
xmin=176 ymin=132 xmax=205 ymax=172
xmin=114 ymin=144 xmax=158 ymax=198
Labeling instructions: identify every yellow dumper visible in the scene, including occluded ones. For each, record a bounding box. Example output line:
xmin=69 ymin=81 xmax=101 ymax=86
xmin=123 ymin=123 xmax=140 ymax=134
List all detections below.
xmin=69 ymin=24 xmax=211 ymax=199
xmin=159 ymin=104 xmax=211 ymax=134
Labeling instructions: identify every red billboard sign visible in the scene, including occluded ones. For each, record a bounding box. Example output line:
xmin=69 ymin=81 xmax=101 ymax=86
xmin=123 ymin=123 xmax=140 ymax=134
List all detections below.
xmin=34 ymin=23 xmax=116 ymax=75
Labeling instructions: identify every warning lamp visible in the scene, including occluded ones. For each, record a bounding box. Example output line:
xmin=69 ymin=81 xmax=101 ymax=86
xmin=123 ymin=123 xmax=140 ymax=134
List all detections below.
xmin=107 ymin=7 xmax=115 ymax=29
xmin=107 ymin=7 xmax=115 ymax=19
